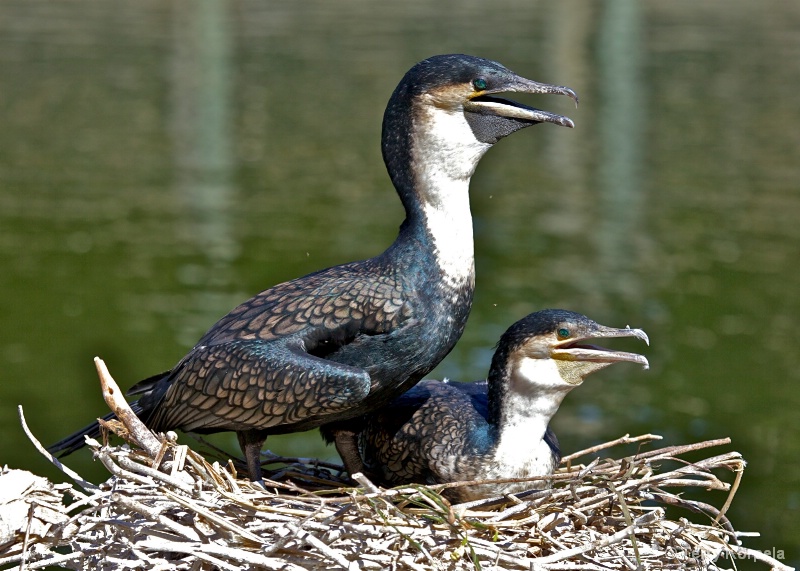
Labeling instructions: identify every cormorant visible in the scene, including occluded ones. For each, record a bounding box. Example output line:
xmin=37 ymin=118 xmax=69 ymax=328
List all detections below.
xmin=355 ymin=309 xmax=649 ymax=502
xmin=47 ymin=55 xmax=577 ymax=482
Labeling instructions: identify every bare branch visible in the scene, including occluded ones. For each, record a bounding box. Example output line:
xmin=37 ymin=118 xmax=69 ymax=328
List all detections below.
xmin=95 ymin=356 xmax=163 ymax=460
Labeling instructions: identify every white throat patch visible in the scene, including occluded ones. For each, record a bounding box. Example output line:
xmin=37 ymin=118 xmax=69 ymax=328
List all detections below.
xmin=413 ymin=103 xmax=491 ymax=290
xmin=487 ymin=357 xmax=573 ymax=479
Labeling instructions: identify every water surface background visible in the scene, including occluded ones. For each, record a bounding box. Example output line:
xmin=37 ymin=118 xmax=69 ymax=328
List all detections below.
xmin=1 ymin=1 xmax=798 ymax=566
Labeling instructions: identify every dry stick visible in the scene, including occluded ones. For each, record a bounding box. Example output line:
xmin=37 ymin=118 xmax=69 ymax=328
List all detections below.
xmin=60 ymin=489 xmax=114 ymax=517
xmin=531 ymin=510 xmax=663 ymax=568
xmin=161 ymin=489 xmax=265 ymax=544
xmin=633 ymin=437 xmax=731 ymax=461
xmin=183 ymin=450 xmax=218 ymax=485
xmin=608 ymin=482 xmax=641 ymax=567
xmin=110 ymin=493 xmax=202 ymax=541
xmin=403 ymin=472 xmax=569 ymax=508
xmin=18 ymin=502 xmax=34 ymax=571
xmin=95 ymin=356 xmax=163 ymax=460
xmin=643 ymin=477 xmax=727 ymax=491
xmin=268 ymin=473 xmax=337 ymax=503
xmin=116 ymin=535 xmax=158 ymax=567
xmin=216 ymin=458 xmax=242 ymax=494
xmin=284 ymin=522 xmax=361 ymax=571
xmin=727 ymin=545 xmax=795 ymax=571
xmin=171 ymin=444 xmax=189 ymax=476
xmin=149 ymin=438 xmax=172 ymax=471
xmin=115 ymin=454 xmax=194 ymax=494
xmin=96 ymin=452 xmax=159 ymax=489
xmin=0 ymin=551 xmax=85 ymax=571
xmin=645 ymin=491 xmax=735 ymax=536
xmin=351 ymin=472 xmax=381 ymax=494
xmin=715 ymin=460 xmax=744 ymax=528
xmin=485 ymin=501 xmax=532 ymax=523
xmin=17 ymin=405 xmax=99 ymax=493
xmin=688 ymin=451 xmax=744 ymax=470
xmin=135 ymin=541 xmax=241 ymax=571
xmin=190 ymin=433 xmax=346 ymax=474
xmin=561 ymin=433 xmax=663 ymax=463
xmin=350 ymin=470 xmax=574 ymax=511
xmin=259 ymin=454 xmax=348 ymax=473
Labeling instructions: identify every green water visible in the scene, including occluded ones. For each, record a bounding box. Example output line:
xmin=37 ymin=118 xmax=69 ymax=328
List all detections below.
xmin=1 ymin=1 xmax=798 ymax=566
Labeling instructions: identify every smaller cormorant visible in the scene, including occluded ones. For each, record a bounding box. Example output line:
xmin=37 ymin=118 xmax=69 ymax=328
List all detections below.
xmin=355 ymin=309 xmax=649 ymax=502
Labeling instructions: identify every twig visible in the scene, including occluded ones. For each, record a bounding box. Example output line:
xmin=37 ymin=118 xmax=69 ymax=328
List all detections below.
xmin=633 ymin=437 xmax=732 ymax=461
xmin=609 ymin=482 xmax=641 ymax=566
xmin=351 ymin=472 xmax=381 ymax=494
xmin=19 ymin=502 xmax=34 ymax=571
xmin=715 ymin=458 xmax=744 ymax=530
xmin=727 ymin=545 xmax=795 ymax=571
xmin=115 ymin=454 xmax=194 ymax=494
xmin=162 ymin=489 xmax=265 ymax=544
xmin=645 ymin=491 xmax=735 ymax=535
xmin=531 ymin=510 xmax=663 ymax=568
xmin=561 ymin=433 xmax=663 ymax=463
xmin=110 ymin=493 xmax=202 ymax=541
xmin=285 ymin=522 xmax=360 ymax=570
xmin=95 ymin=356 xmax=162 ymax=460
xmin=135 ymin=541 xmax=243 ymax=571
xmin=17 ymin=405 xmax=98 ymax=492
xmin=0 ymin=550 xmax=85 ymax=570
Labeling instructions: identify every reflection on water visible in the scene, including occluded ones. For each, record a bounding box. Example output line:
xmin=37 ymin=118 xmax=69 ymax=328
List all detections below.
xmin=0 ymin=1 xmax=798 ymax=564
xmin=170 ymin=0 xmax=240 ymax=346
xmin=596 ymin=0 xmax=645 ymax=300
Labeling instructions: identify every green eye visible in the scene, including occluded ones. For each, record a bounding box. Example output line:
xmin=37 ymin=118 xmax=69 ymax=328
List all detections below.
xmin=557 ymin=328 xmax=570 ymax=339
xmin=473 ymin=78 xmax=488 ymax=91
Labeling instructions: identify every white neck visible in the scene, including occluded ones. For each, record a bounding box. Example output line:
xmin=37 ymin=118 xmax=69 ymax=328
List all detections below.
xmin=486 ymin=358 xmax=573 ymax=480
xmin=412 ymin=104 xmax=491 ymax=291
xmin=419 ymin=189 xmax=474 ymax=291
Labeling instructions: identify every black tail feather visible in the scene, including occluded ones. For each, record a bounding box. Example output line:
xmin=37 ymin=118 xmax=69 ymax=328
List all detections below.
xmin=47 ymin=400 xmax=145 ymax=457
xmin=46 ymin=413 xmax=114 ymax=457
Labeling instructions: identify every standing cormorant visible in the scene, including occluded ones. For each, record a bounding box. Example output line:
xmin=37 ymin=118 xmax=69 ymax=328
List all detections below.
xmin=355 ymin=310 xmax=649 ymax=502
xmin=47 ymin=55 xmax=577 ymax=482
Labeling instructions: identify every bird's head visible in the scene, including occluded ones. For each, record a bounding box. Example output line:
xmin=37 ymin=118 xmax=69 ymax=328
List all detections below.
xmin=382 ymin=55 xmax=578 ymax=201
xmin=392 ymin=54 xmax=577 ymax=144
xmin=501 ymin=309 xmax=649 ymax=393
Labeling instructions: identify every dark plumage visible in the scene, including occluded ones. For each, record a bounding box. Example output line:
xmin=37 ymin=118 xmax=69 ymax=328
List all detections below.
xmin=47 ymin=55 xmax=577 ymax=482
xmin=356 ymin=310 xmax=649 ymax=502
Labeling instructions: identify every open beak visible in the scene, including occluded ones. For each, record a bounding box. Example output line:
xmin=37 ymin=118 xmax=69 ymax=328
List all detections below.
xmin=464 ymin=76 xmax=578 ymax=129
xmin=551 ymin=325 xmax=650 ymax=370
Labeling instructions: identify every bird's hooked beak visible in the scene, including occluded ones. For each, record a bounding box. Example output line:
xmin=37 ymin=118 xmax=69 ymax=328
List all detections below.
xmin=551 ymin=325 xmax=650 ymax=370
xmin=464 ymin=75 xmax=578 ymax=129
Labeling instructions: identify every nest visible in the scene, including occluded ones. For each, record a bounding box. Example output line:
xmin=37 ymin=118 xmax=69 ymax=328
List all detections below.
xmin=0 ymin=359 xmax=791 ymax=571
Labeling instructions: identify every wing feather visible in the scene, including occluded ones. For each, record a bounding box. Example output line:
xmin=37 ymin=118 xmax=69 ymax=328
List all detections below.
xmin=147 ymin=339 xmax=372 ymax=432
